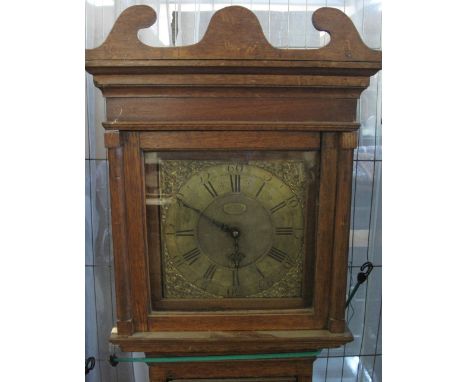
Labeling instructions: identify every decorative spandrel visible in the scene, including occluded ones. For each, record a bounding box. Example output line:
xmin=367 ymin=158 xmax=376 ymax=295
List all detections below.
xmin=144 ymin=151 xmax=319 ymax=301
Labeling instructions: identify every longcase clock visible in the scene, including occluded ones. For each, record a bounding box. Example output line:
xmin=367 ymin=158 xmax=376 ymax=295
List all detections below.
xmin=85 ymin=5 xmax=381 ymax=381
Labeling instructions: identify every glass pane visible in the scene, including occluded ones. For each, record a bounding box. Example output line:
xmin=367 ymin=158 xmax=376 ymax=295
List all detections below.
xmin=375 ymin=72 xmax=382 ymax=160
xmin=341 ymin=356 xmax=361 ymax=380
xmin=313 ymin=357 xmax=328 ymax=381
xmin=89 ymin=160 xmax=112 ymax=266
xmin=93 ymin=265 xmax=117 ymax=381
xmin=357 ymin=74 xmax=379 ymax=160
xmin=325 ymin=357 xmax=347 ymax=382
xmin=372 ymin=355 xmax=382 ymax=382
xmin=349 ymin=160 xmax=375 ymax=266
xmin=368 ymin=161 xmax=382 ymax=265
xmin=144 ymin=151 xmax=319 ymax=307
xmin=85 ymin=267 xmax=101 ymax=382
xmin=85 ymin=161 xmax=93 ymax=266
xmin=345 ymin=267 xmax=367 ymax=356
xmin=362 ymin=0 xmax=382 ymax=49
xmin=357 ymin=355 xmax=375 ymax=381
xmin=361 ymin=268 xmax=382 ymax=355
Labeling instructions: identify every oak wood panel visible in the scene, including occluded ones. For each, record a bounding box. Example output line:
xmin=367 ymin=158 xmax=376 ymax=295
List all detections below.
xmin=94 ymin=74 xmax=370 ymax=87
xmin=139 ymin=131 xmax=320 ymax=151
xmin=301 ymin=170 xmax=319 ymax=308
xmin=147 ymin=311 xmax=325 ymax=332
xmin=87 ymin=60 xmax=381 ymax=77
xmin=153 ymin=298 xmax=306 ymax=311
xmin=148 ymin=359 xmax=313 ymax=382
xmin=312 ymin=133 xmax=339 ymax=323
xmin=102 ymin=87 xmax=365 ymax=99
xmin=106 ymin=97 xmax=357 ymax=123
xmin=102 ymin=121 xmax=360 ymax=132
xmin=123 ymin=132 xmax=151 ymax=331
xmin=107 ymin=143 xmax=134 ymax=335
xmin=95 ymin=74 xmax=370 ymax=99
xmin=328 ymin=146 xmax=354 ymax=333
xmin=110 ymin=327 xmax=353 ymax=354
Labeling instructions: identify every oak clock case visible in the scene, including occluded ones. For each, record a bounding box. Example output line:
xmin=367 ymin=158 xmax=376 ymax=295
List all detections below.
xmin=85 ymin=5 xmax=381 ymax=381
xmin=144 ymin=151 xmax=319 ymax=309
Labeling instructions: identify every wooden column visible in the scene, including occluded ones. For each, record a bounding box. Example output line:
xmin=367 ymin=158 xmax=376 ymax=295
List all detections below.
xmin=105 ymin=131 xmax=133 ymax=335
xmin=122 ymin=131 xmax=151 ymax=332
xmin=328 ymin=132 xmax=358 ymax=333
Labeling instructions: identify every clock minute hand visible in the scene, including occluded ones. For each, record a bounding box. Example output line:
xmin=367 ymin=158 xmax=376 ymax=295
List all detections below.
xmin=176 ymin=197 xmax=233 ymax=233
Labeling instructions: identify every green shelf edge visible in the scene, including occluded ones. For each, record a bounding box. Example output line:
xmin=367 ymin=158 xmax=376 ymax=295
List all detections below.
xmin=114 ymin=350 xmax=322 ymax=363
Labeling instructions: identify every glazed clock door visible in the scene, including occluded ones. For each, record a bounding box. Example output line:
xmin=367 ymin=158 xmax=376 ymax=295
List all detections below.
xmin=144 ymin=150 xmax=319 ymax=311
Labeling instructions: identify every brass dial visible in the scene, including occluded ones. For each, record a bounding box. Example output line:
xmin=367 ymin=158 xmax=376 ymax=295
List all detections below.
xmin=163 ymin=163 xmax=304 ymax=298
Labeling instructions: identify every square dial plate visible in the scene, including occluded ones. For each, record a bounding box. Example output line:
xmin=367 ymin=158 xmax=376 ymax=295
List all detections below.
xmin=144 ymin=151 xmax=318 ymax=302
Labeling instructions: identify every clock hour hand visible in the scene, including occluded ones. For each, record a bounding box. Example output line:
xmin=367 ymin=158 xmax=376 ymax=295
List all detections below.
xmin=229 ymin=234 xmax=245 ymax=269
xmin=176 ymin=197 xmax=233 ymax=234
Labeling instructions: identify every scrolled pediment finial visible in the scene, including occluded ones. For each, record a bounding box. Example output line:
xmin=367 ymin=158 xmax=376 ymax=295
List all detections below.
xmin=312 ymin=7 xmax=378 ymax=60
xmin=92 ymin=5 xmax=157 ymax=58
xmin=86 ymin=5 xmax=381 ymax=70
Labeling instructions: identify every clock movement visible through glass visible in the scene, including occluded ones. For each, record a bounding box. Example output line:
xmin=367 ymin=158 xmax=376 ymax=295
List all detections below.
xmin=144 ymin=151 xmax=319 ymax=304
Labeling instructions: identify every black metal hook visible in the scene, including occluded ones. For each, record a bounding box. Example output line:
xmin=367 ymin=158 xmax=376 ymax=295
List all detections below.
xmin=85 ymin=356 xmax=96 ymax=375
xmin=357 ymin=261 xmax=374 ymax=283
xmin=361 ymin=261 xmax=373 ymax=275
xmin=346 ymin=261 xmax=374 ymax=308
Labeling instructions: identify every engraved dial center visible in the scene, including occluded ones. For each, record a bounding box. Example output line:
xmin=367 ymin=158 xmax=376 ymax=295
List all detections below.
xmin=197 ymin=193 xmax=274 ymax=268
